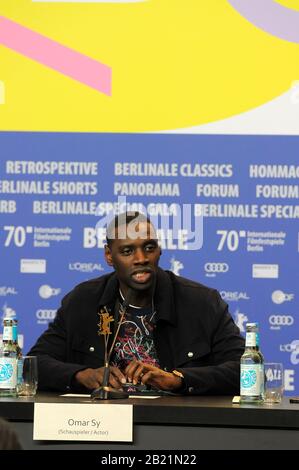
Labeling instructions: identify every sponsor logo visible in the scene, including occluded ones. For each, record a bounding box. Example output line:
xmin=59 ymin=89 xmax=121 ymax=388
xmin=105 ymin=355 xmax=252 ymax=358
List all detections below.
xmin=290 ymin=340 xmax=299 ymax=365
xmin=169 ymin=257 xmax=184 ymax=276
xmin=269 ymin=315 xmax=294 ymax=330
xmin=39 ymin=285 xmax=61 ymax=299
xmin=234 ymin=310 xmax=249 ymax=333
xmin=0 ymin=287 xmax=18 ymax=297
xmin=36 ymin=309 xmax=57 ymax=324
xmin=280 ymin=342 xmax=299 ymax=353
xmin=252 ymin=264 xmax=279 ymax=279
xmin=69 ymin=262 xmax=104 ymax=273
xmin=205 ymin=262 xmax=229 ymax=277
xmin=280 ymin=344 xmax=293 ymax=353
xmin=272 ymin=290 xmax=294 ymax=304
xmin=221 ymin=291 xmax=250 ymax=302
xmin=20 ymin=259 xmax=46 ymax=274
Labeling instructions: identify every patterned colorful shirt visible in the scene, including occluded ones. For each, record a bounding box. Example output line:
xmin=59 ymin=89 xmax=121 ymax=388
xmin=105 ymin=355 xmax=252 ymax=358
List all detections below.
xmin=111 ymin=300 xmax=160 ymax=372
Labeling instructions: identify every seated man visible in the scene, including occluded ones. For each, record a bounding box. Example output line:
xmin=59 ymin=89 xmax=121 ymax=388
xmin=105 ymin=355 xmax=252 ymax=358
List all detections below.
xmin=29 ymin=211 xmax=244 ymax=395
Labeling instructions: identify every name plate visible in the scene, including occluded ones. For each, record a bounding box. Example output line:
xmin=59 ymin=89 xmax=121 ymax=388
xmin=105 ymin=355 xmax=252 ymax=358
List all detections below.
xmin=33 ymin=403 xmax=133 ymax=441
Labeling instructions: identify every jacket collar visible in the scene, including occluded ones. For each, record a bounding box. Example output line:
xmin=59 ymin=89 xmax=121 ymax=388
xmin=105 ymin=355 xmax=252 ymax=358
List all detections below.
xmin=98 ymin=268 xmax=177 ymax=326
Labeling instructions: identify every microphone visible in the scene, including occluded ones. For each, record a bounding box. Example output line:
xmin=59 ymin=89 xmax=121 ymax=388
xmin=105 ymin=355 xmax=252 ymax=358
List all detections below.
xmin=91 ymin=288 xmax=133 ymax=400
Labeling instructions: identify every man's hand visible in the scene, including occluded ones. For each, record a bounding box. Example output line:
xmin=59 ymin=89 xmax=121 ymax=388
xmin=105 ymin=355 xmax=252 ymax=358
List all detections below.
xmin=75 ymin=366 xmax=126 ymax=390
xmin=125 ymin=361 xmax=183 ymax=391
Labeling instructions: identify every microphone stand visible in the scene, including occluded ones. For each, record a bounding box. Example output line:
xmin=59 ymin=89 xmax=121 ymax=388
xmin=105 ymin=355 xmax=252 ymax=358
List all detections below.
xmin=91 ymin=290 xmax=132 ymax=400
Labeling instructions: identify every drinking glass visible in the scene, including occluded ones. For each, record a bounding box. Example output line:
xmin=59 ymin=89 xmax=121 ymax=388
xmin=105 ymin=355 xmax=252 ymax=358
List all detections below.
xmin=17 ymin=356 xmax=38 ymax=397
xmin=264 ymin=362 xmax=283 ymax=404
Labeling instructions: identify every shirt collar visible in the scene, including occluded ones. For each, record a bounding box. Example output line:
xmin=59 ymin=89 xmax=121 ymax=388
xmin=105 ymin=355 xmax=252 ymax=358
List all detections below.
xmin=98 ymin=268 xmax=177 ymax=326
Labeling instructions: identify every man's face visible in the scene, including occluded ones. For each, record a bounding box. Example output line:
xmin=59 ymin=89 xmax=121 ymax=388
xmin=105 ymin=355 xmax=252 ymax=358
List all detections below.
xmin=105 ymin=221 xmax=161 ymax=295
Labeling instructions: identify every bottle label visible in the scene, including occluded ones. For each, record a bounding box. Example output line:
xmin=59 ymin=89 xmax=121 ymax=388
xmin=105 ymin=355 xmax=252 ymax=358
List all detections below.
xmin=240 ymin=364 xmax=264 ymax=396
xmin=3 ymin=326 xmax=13 ymax=341
xmin=0 ymin=358 xmax=17 ymax=389
xmin=245 ymin=332 xmax=257 ymax=347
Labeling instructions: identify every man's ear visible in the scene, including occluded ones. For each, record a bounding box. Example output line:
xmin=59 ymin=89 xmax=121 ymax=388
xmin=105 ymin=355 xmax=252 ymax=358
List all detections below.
xmin=104 ymin=244 xmax=114 ymax=267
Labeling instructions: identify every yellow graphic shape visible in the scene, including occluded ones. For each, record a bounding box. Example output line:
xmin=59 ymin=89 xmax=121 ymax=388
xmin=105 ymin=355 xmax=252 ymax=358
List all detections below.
xmin=275 ymin=1 xmax=299 ymax=11
xmin=0 ymin=0 xmax=299 ymax=132
xmin=0 ymin=81 xmax=5 ymax=104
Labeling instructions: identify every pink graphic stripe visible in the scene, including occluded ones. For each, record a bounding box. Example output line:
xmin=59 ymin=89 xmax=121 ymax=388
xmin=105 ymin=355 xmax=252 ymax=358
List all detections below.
xmin=0 ymin=16 xmax=112 ymax=95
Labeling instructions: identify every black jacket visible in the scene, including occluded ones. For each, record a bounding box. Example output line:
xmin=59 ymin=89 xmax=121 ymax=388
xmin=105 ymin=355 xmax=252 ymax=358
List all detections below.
xmin=29 ymin=268 xmax=245 ymax=395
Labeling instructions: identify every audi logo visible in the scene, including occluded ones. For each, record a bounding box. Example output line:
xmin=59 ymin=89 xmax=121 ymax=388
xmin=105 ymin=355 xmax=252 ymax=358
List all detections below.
xmin=269 ymin=315 xmax=294 ymax=326
xmin=204 ymin=263 xmax=229 ymax=273
xmin=36 ymin=310 xmax=57 ymax=320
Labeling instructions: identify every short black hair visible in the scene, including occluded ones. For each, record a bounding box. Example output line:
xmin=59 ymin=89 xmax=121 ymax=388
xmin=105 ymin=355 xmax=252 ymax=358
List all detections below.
xmin=106 ymin=211 xmax=154 ymax=247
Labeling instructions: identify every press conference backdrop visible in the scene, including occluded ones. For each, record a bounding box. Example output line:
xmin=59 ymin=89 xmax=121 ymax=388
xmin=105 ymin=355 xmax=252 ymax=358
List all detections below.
xmin=0 ymin=132 xmax=298 ymax=395
xmin=1 ymin=1 xmax=299 ymax=395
